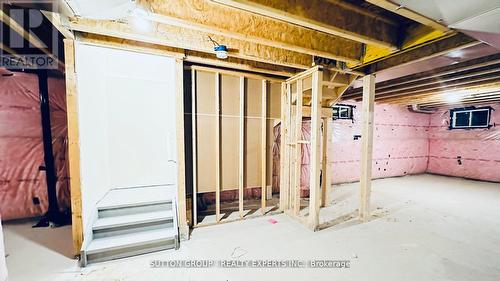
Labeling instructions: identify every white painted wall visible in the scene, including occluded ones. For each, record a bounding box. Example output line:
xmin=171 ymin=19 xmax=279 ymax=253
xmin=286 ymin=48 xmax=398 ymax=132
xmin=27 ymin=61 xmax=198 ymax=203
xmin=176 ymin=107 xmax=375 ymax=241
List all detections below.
xmin=0 ymin=218 xmax=7 ymax=281
xmin=75 ymin=43 xmax=177 ymax=240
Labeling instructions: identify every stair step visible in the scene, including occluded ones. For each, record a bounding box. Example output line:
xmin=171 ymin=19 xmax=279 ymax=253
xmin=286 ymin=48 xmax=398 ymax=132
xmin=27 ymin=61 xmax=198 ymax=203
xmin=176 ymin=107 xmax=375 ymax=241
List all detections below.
xmin=97 ymin=186 xmax=175 ymax=209
xmin=97 ymin=198 xmax=172 ymax=211
xmin=94 ymin=210 xmax=174 ymax=230
xmin=97 ymin=200 xmax=172 ymax=218
xmin=92 ymin=210 xmax=174 ymax=238
xmin=84 ymin=228 xmax=178 ymax=265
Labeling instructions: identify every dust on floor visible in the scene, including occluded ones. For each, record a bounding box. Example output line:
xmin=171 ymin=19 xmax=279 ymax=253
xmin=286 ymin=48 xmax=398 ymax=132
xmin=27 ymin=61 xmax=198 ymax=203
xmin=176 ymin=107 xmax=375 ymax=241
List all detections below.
xmin=3 ymin=174 xmax=500 ymax=281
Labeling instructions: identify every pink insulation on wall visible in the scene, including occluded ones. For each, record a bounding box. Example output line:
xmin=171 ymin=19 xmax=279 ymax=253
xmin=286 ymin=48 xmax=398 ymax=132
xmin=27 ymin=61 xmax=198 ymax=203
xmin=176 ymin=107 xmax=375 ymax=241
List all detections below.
xmin=0 ymin=71 xmax=70 ymax=220
xmin=270 ymin=101 xmax=500 ymax=192
xmin=201 ymin=100 xmax=500 ymax=207
xmin=271 ymin=101 xmax=431 ymax=194
xmin=270 ymin=121 xmax=312 ymax=196
xmin=427 ymin=103 xmax=500 ymax=182
xmin=330 ymin=101 xmax=430 ymax=184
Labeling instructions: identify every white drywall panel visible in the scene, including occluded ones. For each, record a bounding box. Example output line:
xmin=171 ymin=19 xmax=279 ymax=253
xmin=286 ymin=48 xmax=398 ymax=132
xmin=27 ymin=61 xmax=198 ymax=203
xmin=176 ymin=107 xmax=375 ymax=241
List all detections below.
xmin=75 ymin=42 xmax=177 ymax=239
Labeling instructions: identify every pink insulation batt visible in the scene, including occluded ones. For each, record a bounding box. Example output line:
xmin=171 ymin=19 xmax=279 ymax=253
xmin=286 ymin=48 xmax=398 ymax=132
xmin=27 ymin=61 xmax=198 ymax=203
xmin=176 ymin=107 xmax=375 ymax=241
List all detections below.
xmin=427 ymin=103 xmax=500 ymax=182
xmin=0 ymin=71 xmax=70 ymax=220
xmin=272 ymin=101 xmax=500 ymax=195
xmin=329 ymin=102 xmax=429 ymax=184
xmin=329 ymin=101 xmax=430 ymax=184
xmin=271 ymin=101 xmax=431 ymax=195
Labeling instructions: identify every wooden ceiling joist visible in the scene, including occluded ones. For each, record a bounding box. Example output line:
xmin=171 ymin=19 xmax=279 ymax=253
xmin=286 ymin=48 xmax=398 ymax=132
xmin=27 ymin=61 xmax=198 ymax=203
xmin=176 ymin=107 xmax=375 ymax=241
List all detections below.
xmin=380 ymin=82 xmax=500 ymax=104
xmin=344 ymin=53 xmax=500 ymax=97
xmin=138 ymin=0 xmax=362 ymax=64
xmin=419 ymin=96 xmax=500 ymax=107
xmin=418 ymin=90 xmax=500 ymax=104
xmin=210 ymin=0 xmax=400 ymax=49
xmin=398 ymin=95 xmax=500 ymax=107
xmin=358 ymin=33 xmax=479 ymax=74
xmin=377 ymin=67 xmax=500 ymax=95
xmin=375 ymin=75 xmax=500 ymax=102
xmin=68 ymin=17 xmax=312 ymax=69
xmin=344 ymin=65 xmax=500 ymax=100
xmin=394 ymin=87 xmax=500 ymax=103
xmin=365 ymin=0 xmax=449 ymax=32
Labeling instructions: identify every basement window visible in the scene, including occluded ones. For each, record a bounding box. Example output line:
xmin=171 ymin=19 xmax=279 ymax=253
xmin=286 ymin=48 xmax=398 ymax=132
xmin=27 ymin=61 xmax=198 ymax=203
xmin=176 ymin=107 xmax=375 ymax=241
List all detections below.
xmin=332 ymin=104 xmax=354 ymax=120
xmin=449 ymin=107 xmax=492 ymax=129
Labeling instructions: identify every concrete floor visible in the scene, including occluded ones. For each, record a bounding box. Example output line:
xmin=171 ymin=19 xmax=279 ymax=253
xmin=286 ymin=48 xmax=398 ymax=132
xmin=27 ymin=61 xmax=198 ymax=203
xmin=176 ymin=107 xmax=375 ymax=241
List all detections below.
xmin=3 ymin=174 xmax=500 ymax=281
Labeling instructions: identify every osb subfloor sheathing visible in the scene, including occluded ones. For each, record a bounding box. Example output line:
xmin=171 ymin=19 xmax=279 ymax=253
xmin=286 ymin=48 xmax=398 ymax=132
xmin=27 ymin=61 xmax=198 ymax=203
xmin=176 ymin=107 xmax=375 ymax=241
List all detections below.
xmin=3 ymin=174 xmax=500 ymax=281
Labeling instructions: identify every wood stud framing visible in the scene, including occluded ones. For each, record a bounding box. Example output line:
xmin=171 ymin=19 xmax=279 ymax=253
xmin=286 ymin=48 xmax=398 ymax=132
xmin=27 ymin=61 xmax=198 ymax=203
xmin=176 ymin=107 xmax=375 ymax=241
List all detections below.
xmin=281 ymin=66 xmax=358 ymax=231
xmin=56 ymin=0 xmax=496 ymax=252
xmin=191 ymin=69 xmax=198 ymax=226
xmin=215 ymin=72 xmax=221 ymax=222
xmin=261 ymin=80 xmax=267 ymax=214
xmin=190 ymin=66 xmax=280 ymax=226
xmin=359 ymin=74 xmax=375 ymax=221
xmin=280 ymin=83 xmax=292 ymax=211
xmin=239 ymin=76 xmax=245 ymax=219
xmin=293 ymin=79 xmax=303 ymax=215
xmin=321 ymin=118 xmax=329 ymax=208
xmin=65 ymin=40 xmax=191 ymax=253
xmin=308 ymin=69 xmax=323 ymax=230
xmin=63 ymin=39 xmax=84 ymax=256
xmin=175 ymin=59 xmax=189 ymax=239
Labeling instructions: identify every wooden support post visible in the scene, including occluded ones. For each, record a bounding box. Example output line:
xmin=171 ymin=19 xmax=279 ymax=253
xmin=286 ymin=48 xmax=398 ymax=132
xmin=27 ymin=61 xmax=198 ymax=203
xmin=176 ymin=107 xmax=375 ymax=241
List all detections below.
xmin=279 ymin=82 xmax=289 ymax=211
xmin=261 ymin=80 xmax=267 ymax=214
xmin=175 ymin=59 xmax=188 ymax=239
xmin=308 ymin=69 xmax=323 ymax=230
xmin=293 ymin=79 xmax=303 ymax=215
xmin=360 ymin=74 xmax=375 ymax=221
xmin=191 ymin=69 xmax=198 ymax=226
xmin=266 ymin=83 xmax=273 ymax=203
xmin=215 ymin=72 xmax=221 ymax=222
xmin=321 ymin=118 xmax=329 ymax=207
xmin=63 ymin=39 xmax=83 ymax=256
xmin=239 ymin=76 xmax=245 ymax=218
xmin=285 ymin=83 xmax=293 ymax=210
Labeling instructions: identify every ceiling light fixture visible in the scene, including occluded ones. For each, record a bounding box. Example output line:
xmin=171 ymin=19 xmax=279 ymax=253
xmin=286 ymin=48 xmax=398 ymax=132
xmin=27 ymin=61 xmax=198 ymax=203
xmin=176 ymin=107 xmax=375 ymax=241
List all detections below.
xmin=208 ymin=36 xmax=228 ymax=59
